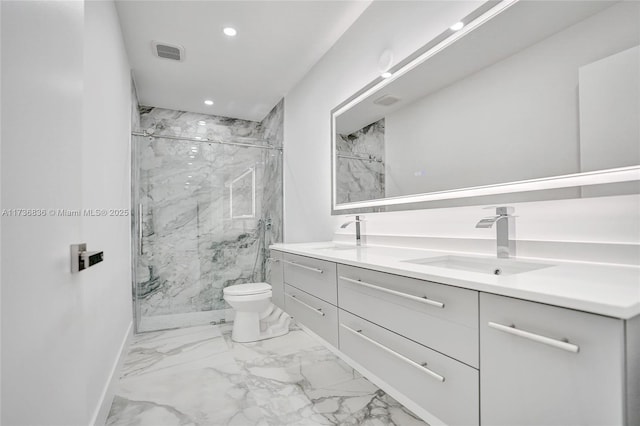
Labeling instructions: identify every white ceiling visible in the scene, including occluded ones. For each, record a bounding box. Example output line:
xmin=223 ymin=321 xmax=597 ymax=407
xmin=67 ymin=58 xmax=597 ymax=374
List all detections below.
xmin=115 ymin=0 xmax=371 ymax=122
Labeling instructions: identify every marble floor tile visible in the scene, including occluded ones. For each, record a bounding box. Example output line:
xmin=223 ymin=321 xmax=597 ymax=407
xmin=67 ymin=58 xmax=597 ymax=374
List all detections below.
xmin=107 ymin=323 xmax=428 ymax=426
xmin=238 ymin=347 xmax=359 ymax=393
xmin=108 ymin=361 xmax=263 ymax=426
xmin=222 ymin=327 xmax=322 ymax=364
xmin=361 ymin=393 xmax=429 ymax=426
xmin=121 ymin=325 xmax=230 ymax=379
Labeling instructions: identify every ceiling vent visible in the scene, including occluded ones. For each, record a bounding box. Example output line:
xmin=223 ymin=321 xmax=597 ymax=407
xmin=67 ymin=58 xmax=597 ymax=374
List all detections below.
xmin=152 ymin=41 xmax=184 ymax=61
xmin=373 ymin=94 xmax=400 ymax=106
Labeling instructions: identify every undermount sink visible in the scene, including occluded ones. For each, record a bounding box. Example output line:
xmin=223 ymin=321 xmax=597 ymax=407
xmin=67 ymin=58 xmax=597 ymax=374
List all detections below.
xmin=404 ymin=255 xmax=553 ymax=276
xmin=314 ymin=244 xmax=361 ymax=251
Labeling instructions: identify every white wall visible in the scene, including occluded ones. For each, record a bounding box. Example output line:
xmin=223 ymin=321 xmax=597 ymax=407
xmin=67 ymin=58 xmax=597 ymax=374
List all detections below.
xmin=83 ymin=2 xmax=133 ymax=424
xmin=1 ymin=1 xmax=132 ymax=424
xmin=284 ymin=1 xmax=640 ymax=263
xmin=2 ymin=2 xmax=87 ymax=424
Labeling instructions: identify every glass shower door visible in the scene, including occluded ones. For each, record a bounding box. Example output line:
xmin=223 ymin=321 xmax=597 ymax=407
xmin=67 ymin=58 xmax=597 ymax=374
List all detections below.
xmin=133 ymin=135 xmax=280 ymax=332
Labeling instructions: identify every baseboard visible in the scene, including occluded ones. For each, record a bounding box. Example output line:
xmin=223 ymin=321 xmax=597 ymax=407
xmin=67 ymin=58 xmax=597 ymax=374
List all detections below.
xmin=90 ymin=321 xmax=133 ymax=426
xmin=296 ymin=323 xmax=446 ymax=426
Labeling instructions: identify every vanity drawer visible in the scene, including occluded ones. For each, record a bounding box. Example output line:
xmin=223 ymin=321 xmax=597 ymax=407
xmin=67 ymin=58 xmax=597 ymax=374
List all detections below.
xmin=283 ymin=253 xmax=337 ymax=304
xmin=284 ymin=284 xmax=338 ymax=347
xmin=337 ymin=264 xmax=479 ymax=367
xmin=339 ymin=309 xmax=479 ymax=426
xmin=480 ymin=293 xmax=626 ymax=426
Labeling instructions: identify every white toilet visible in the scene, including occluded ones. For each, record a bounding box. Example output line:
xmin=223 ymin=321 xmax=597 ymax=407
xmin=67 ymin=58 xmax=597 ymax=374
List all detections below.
xmin=223 ymin=282 xmax=290 ymax=343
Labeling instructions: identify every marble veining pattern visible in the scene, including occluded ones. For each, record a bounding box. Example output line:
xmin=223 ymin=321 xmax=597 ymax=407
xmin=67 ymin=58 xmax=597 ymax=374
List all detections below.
xmin=134 ymin=101 xmax=283 ymax=328
xmin=139 ymin=106 xmax=262 ymax=141
xmin=336 ymin=119 xmax=385 ymax=204
xmin=107 ymin=325 xmax=428 ymax=426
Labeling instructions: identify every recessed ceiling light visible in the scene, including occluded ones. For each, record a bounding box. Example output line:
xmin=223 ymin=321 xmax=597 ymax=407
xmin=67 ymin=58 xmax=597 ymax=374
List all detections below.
xmin=223 ymin=27 xmax=237 ymax=37
xmin=450 ymin=21 xmax=464 ymax=31
xmin=381 ymin=72 xmax=392 ymax=79
xmin=194 ymin=136 xmax=202 ymax=140
xmin=204 ymin=99 xmax=214 ymax=106
xmin=197 ymin=120 xmax=206 ymax=126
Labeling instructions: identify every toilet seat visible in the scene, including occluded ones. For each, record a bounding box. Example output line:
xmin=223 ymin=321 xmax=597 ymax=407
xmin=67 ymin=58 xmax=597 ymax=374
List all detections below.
xmin=223 ymin=282 xmax=271 ymax=296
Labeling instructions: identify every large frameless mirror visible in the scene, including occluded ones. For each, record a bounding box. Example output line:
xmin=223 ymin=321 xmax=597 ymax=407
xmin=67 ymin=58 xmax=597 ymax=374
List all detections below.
xmin=331 ymin=0 xmax=640 ymax=214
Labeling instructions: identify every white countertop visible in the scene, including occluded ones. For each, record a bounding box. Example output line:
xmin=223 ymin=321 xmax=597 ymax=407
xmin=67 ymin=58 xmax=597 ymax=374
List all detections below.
xmin=270 ymin=242 xmax=640 ymax=319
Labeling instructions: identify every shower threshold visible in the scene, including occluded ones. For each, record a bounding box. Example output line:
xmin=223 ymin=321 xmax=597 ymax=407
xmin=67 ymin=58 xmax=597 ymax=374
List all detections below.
xmin=138 ymin=309 xmax=234 ymax=333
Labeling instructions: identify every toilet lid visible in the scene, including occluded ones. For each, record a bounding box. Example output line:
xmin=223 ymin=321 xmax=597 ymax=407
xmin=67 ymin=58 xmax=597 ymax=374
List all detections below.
xmin=223 ymin=282 xmax=271 ymax=296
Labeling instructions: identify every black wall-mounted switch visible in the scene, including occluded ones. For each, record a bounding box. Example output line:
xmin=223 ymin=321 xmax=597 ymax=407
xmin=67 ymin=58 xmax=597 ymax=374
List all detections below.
xmin=71 ymin=244 xmax=104 ymax=273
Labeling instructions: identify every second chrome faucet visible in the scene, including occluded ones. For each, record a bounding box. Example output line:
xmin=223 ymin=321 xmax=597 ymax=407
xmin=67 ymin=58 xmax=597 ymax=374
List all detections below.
xmin=476 ymin=206 xmax=516 ymax=258
xmin=340 ymin=215 xmax=364 ymax=246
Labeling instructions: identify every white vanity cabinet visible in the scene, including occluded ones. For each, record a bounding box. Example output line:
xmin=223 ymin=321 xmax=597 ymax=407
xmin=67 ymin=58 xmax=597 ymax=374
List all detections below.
xmin=480 ymin=293 xmax=635 ymax=426
xmin=338 ymin=264 xmax=479 ymax=368
xmin=271 ymin=246 xmax=640 ymax=426
xmin=280 ymin=252 xmax=339 ymax=346
xmin=267 ymin=250 xmax=284 ymax=309
xmin=339 ymin=309 xmax=479 ymax=426
xmin=281 ymin=253 xmax=337 ymax=304
xmin=285 ymin=284 xmax=339 ymax=346
xmin=337 ymin=264 xmax=480 ymax=425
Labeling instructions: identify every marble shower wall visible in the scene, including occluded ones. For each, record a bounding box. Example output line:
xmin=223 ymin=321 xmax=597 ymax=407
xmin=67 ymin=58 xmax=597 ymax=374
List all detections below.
xmin=131 ymin=80 xmax=142 ymax=324
xmin=131 ymin=79 xmax=141 ymax=131
xmin=336 ymin=119 xmax=385 ymax=204
xmin=258 ymin=99 xmax=284 ymax=282
xmin=135 ymin=101 xmax=283 ymax=320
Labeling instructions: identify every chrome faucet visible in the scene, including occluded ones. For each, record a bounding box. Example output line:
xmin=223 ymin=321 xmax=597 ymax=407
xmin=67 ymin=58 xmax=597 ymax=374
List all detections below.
xmin=476 ymin=207 xmax=516 ymax=258
xmin=340 ymin=215 xmax=364 ymax=246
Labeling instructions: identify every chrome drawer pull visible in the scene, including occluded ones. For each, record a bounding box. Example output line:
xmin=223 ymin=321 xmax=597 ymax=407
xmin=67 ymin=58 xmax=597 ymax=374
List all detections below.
xmin=285 ymin=293 xmax=325 ymax=317
xmin=488 ymin=322 xmax=580 ymax=353
xmin=339 ymin=276 xmax=445 ymax=309
xmin=283 ymin=260 xmax=324 ymax=274
xmin=341 ymin=324 xmax=445 ymax=382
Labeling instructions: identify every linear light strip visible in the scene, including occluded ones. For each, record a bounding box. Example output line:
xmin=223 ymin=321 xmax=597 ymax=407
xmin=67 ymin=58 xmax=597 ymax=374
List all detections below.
xmin=334 ymin=166 xmax=640 ymax=211
xmin=332 ymin=0 xmax=520 ymax=211
xmin=332 ymin=0 xmax=520 ymax=117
